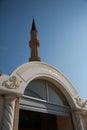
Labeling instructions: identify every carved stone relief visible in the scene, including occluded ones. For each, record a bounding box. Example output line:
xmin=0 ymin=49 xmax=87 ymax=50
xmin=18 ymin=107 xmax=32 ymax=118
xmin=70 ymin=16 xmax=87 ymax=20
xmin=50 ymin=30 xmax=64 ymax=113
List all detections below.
xmin=75 ymin=96 xmax=87 ymax=108
xmin=2 ymin=76 xmax=22 ymax=89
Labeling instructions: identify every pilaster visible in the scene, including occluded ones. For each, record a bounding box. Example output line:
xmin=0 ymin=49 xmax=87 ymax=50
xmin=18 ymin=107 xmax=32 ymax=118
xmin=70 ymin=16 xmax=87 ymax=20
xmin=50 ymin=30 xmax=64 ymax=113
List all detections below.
xmin=13 ymin=98 xmax=20 ymax=130
xmin=75 ymin=111 xmax=84 ymax=130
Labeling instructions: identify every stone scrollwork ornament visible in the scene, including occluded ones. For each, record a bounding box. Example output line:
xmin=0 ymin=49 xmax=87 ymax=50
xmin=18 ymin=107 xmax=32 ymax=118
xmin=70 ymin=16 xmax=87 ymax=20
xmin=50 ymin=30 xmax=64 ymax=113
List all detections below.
xmin=75 ymin=96 xmax=87 ymax=108
xmin=2 ymin=75 xmax=22 ymax=89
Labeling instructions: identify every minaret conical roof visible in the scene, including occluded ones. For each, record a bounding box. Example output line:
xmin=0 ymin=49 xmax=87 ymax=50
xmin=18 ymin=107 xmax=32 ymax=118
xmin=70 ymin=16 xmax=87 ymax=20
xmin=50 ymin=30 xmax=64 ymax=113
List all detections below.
xmin=31 ymin=18 xmax=37 ymax=32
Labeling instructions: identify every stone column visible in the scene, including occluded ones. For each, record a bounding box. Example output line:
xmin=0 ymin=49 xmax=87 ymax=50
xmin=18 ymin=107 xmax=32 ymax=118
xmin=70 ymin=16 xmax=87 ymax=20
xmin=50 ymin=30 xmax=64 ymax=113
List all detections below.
xmin=75 ymin=111 xmax=84 ymax=130
xmin=0 ymin=95 xmax=4 ymax=130
xmin=2 ymin=95 xmax=17 ymax=130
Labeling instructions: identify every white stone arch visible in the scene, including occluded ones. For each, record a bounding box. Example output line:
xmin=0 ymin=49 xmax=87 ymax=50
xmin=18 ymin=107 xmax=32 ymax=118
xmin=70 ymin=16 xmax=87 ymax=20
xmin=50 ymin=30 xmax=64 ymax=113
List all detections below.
xmin=10 ymin=61 xmax=78 ymax=108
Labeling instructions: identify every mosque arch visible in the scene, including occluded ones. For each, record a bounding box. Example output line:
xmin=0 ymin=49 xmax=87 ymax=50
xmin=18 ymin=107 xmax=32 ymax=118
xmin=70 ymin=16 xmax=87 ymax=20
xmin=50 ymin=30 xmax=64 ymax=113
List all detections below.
xmin=11 ymin=62 xmax=78 ymax=109
xmin=17 ymin=63 xmax=75 ymax=130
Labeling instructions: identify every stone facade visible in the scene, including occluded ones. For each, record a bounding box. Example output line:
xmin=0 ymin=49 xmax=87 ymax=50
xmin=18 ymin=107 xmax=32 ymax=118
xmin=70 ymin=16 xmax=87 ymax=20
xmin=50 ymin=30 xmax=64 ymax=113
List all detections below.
xmin=0 ymin=62 xmax=87 ymax=130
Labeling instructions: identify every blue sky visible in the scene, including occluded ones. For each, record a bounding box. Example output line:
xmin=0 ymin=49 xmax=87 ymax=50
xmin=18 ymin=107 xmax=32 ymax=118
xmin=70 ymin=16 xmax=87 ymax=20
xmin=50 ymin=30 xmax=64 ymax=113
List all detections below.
xmin=0 ymin=0 xmax=87 ymax=99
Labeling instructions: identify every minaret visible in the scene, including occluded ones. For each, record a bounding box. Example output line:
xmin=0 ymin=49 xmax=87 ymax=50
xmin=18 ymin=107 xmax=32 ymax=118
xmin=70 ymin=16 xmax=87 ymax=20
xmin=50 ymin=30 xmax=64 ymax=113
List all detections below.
xmin=29 ymin=18 xmax=41 ymax=61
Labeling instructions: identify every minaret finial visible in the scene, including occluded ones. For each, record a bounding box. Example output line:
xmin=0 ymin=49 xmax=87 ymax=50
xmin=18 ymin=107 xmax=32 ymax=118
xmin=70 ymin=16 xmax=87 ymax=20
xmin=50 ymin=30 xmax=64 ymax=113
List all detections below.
xmin=29 ymin=19 xmax=41 ymax=62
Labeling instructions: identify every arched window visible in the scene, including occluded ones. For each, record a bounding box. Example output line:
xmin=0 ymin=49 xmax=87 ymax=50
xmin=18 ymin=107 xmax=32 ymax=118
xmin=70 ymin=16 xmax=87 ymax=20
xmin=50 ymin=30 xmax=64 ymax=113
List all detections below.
xmin=24 ymin=79 xmax=69 ymax=106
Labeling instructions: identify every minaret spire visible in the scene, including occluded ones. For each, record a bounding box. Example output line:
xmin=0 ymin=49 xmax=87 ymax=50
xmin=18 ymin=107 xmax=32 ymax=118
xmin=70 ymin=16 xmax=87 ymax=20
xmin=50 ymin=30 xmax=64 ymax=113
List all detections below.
xmin=31 ymin=18 xmax=37 ymax=31
xmin=29 ymin=18 xmax=41 ymax=61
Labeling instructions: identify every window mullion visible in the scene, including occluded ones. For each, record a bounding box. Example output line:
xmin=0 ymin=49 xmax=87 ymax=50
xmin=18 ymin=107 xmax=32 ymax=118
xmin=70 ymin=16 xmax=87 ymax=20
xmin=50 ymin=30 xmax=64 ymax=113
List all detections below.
xmin=46 ymin=81 xmax=49 ymax=102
